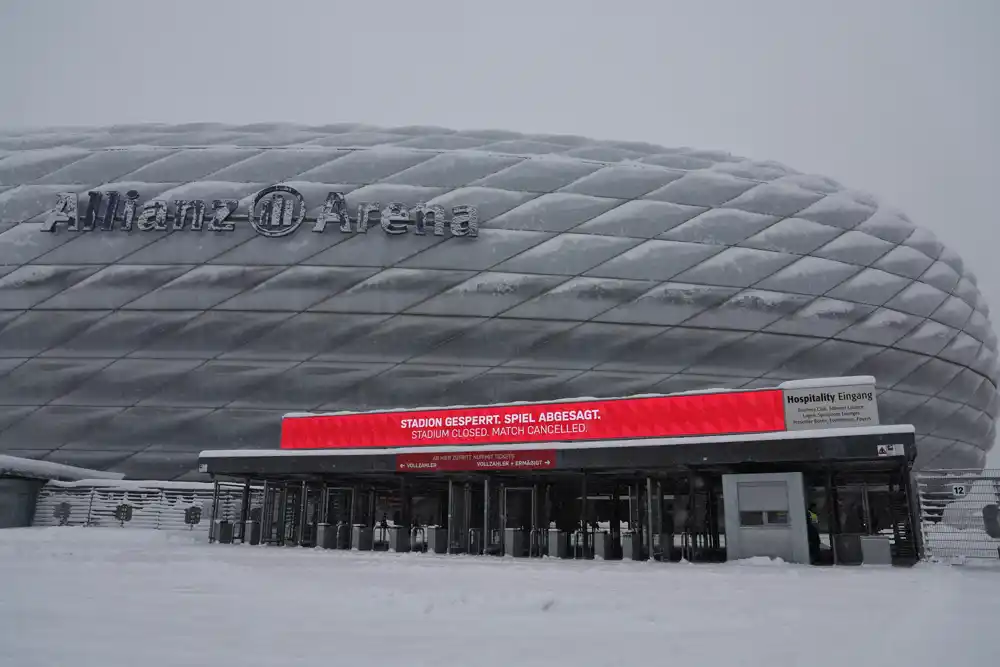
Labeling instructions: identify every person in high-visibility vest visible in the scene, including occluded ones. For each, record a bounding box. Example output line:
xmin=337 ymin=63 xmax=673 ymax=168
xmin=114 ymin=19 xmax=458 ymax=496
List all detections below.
xmin=806 ymin=503 xmax=821 ymax=564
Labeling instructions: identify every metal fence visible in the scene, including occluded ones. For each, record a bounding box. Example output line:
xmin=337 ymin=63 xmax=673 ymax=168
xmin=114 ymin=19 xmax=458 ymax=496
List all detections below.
xmin=32 ymin=481 xmax=263 ymax=534
xmin=916 ymin=469 xmax=1000 ymax=563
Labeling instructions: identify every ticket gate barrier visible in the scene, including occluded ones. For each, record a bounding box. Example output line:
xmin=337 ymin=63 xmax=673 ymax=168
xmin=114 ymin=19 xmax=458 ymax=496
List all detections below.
xmin=529 ymin=527 xmax=548 ymax=558
xmin=411 ymin=526 xmax=428 ymax=552
xmin=207 ymin=480 xmax=251 ymax=544
xmin=626 ymin=481 xmax=649 ymax=561
xmin=345 ymin=487 xmax=378 ymax=552
xmin=501 ymin=485 xmax=546 ymax=557
xmin=444 ymin=481 xmax=491 ymax=555
xmin=301 ymin=483 xmax=325 ymax=547
xmin=572 ymin=476 xmax=595 ymax=560
xmin=622 ymin=531 xmax=643 ymax=560
xmin=220 ymin=474 xmax=722 ymax=563
xmin=547 ymin=529 xmax=571 ymax=558
xmin=387 ymin=526 xmax=410 ymax=553
xmin=425 ymin=526 xmax=448 ymax=553
xmin=443 ymin=478 xmax=548 ymax=557
xmin=374 ymin=520 xmax=391 ymax=551
xmin=447 ymin=480 xmax=477 ymax=554
xmin=484 ymin=479 xmax=503 ymax=556
xmin=353 ymin=525 xmax=374 ymax=551
xmin=316 ymin=486 xmax=356 ymax=550
xmin=500 ymin=486 xmax=525 ymax=557
xmin=593 ymin=530 xmax=615 ymax=560
xmin=622 ymin=478 xmax=670 ymax=561
xmin=572 ymin=528 xmax=593 ymax=559
xmin=259 ymin=481 xmax=303 ymax=546
xmin=316 ymin=521 xmax=354 ymax=550
xmin=468 ymin=528 xmax=483 ymax=555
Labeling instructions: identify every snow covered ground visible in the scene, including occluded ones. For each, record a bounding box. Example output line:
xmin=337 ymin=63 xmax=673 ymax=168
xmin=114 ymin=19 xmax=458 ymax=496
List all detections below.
xmin=1 ymin=528 xmax=998 ymax=667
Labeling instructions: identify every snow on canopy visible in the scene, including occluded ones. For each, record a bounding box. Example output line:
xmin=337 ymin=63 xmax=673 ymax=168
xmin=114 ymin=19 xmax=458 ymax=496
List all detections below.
xmin=0 ymin=454 xmax=125 ymax=482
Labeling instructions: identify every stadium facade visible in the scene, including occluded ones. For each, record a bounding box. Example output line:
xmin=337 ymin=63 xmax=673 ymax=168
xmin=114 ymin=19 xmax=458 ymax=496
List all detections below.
xmin=0 ymin=123 xmax=995 ymax=481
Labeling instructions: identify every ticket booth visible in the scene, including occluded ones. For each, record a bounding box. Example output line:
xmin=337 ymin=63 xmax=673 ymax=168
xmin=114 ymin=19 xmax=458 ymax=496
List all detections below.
xmin=723 ymin=472 xmax=810 ymax=564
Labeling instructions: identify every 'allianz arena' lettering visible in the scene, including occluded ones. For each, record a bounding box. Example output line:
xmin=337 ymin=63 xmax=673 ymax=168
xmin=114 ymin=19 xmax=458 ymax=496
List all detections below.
xmin=40 ymin=184 xmax=479 ymax=239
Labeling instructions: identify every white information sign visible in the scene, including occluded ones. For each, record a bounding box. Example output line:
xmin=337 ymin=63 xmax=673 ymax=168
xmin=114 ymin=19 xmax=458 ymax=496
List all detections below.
xmin=951 ymin=484 xmax=968 ymax=498
xmin=876 ymin=444 xmax=904 ymax=457
xmin=783 ymin=383 xmax=880 ymax=431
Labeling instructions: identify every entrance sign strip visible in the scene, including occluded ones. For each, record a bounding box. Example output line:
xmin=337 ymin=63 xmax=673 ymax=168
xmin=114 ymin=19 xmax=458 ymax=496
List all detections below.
xmin=279 ymin=376 xmax=881 ymax=451
xmin=281 ymin=389 xmax=787 ymax=450
xmin=202 ymin=424 xmax=915 ymax=461
xmin=396 ymin=449 xmax=558 ymax=473
xmin=198 ymin=424 xmax=916 ymax=480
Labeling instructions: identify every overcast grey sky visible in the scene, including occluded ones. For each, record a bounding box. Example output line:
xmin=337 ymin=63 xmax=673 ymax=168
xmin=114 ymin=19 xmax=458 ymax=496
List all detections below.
xmin=1 ymin=0 xmax=998 ymax=462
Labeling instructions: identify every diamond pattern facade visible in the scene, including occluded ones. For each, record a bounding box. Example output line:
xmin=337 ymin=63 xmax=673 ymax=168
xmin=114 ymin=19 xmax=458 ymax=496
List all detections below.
xmin=0 ymin=122 xmax=996 ymax=480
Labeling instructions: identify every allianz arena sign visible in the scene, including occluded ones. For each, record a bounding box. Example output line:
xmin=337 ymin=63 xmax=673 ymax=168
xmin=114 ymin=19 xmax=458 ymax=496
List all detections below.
xmin=40 ymin=184 xmax=480 ymax=239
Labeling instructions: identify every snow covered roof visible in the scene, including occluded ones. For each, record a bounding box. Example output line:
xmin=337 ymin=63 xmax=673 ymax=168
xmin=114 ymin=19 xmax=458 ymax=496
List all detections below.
xmin=201 ymin=423 xmax=914 ymax=460
xmin=0 ymin=455 xmax=126 ymax=482
xmin=778 ymin=376 xmax=876 ymax=390
xmin=43 ymin=479 xmax=215 ymax=491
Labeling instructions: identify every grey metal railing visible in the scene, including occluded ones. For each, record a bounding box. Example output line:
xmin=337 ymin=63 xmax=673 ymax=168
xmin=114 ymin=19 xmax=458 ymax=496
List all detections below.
xmin=916 ymin=469 xmax=1000 ymax=562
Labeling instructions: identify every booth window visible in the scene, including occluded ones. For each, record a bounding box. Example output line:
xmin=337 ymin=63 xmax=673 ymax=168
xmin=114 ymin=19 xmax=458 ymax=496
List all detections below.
xmin=740 ymin=510 xmax=789 ymax=527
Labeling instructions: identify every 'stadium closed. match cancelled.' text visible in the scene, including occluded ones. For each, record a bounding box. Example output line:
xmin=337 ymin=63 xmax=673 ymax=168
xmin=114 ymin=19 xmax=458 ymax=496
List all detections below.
xmin=402 ymin=409 xmax=602 ymax=441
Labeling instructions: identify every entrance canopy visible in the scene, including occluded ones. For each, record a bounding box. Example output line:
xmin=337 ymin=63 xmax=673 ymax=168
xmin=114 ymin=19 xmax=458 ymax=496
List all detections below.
xmin=199 ymin=424 xmax=915 ymax=480
xmin=198 ymin=375 xmax=915 ymax=480
xmin=197 ymin=376 xmax=920 ymax=567
xmin=276 ymin=376 xmax=883 ymax=452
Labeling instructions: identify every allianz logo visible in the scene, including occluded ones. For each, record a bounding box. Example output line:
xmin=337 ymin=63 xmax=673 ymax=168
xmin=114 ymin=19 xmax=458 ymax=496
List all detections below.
xmin=41 ymin=184 xmax=480 ymax=239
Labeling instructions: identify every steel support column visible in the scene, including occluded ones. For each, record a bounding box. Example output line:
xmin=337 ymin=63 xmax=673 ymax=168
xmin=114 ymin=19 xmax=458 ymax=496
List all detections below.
xmin=463 ymin=482 xmax=473 ymax=554
xmin=483 ymin=477 xmax=491 ymax=555
xmin=238 ymin=480 xmax=251 ymax=543
xmin=630 ymin=480 xmax=644 ymax=558
xmin=498 ymin=482 xmax=507 ymax=555
xmin=825 ymin=469 xmax=838 ymax=566
xmin=319 ymin=483 xmax=330 ymax=524
xmin=367 ymin=487 xmax=376 ymax=528
xmin=530 ymin=482 xmax=539 ymax=556
xmin=297 ymin=481 xmax=309 ymax=546
xmin=447 ymin=479 xmax=455 ymax=555
xmin=208 ymin=478 xmax=220 ymax=544
xmin=685 ymin=472 xmax=696 ymax=562
xmin=259 ymin=481 xmax=270 ymax=545
xmin=646 ymin=477 xmax=657 ymax=561
xmin=399 ymin=477 xmax=411 ymax=532
xmin=579 ymin=474 xmax=589 ymax=559
xmin=276 ymin=484 xmax=288 ymax=545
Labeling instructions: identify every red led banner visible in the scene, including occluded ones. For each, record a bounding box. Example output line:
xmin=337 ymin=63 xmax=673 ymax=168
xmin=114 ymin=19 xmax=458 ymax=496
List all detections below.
xmin=281 ymin=389 xmax=786 ymax=450
xmin=396 ymin=449 xmax=558 ymax=473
